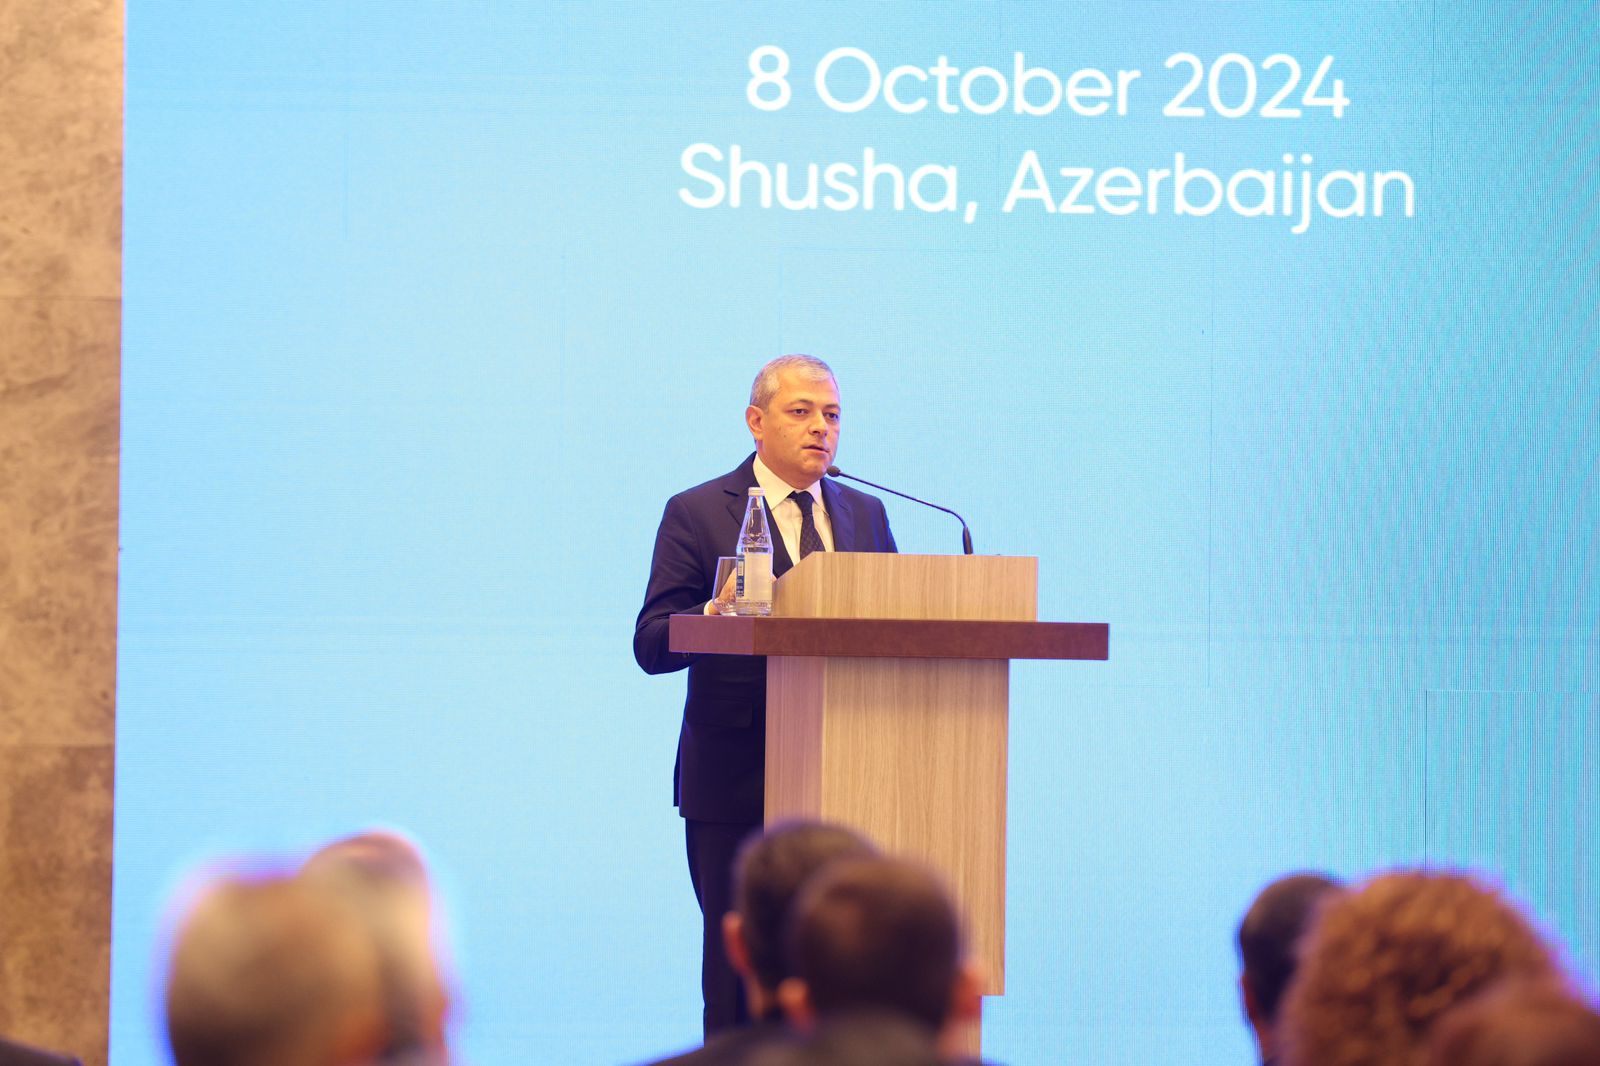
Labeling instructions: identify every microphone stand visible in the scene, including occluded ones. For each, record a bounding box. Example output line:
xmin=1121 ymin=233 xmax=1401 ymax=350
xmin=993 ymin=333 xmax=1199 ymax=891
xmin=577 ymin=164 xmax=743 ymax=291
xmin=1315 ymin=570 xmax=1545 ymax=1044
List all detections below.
xmin=826 ymin=466 xmax=974 ymax=555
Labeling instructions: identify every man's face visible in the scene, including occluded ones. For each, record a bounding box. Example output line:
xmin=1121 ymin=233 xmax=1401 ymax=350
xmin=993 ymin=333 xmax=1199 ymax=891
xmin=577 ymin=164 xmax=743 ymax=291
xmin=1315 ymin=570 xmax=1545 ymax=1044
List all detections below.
xmin=747 ymin=368 xmax=841 ymax=489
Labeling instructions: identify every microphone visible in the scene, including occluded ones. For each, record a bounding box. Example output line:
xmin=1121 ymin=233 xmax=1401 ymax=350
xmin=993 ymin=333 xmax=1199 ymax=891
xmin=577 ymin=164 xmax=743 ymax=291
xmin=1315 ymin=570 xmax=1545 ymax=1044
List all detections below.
xmin=826 ymin=466 xmax=974 ymax=555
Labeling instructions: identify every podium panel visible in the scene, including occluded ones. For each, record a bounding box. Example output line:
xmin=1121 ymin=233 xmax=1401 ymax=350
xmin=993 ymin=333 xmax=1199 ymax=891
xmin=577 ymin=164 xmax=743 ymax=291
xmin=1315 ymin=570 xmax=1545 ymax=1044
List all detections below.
xmin=767 ymin=654 xmax=1009 ymax=992
xmin=775 ymin=552 xmax=1037 ymax=621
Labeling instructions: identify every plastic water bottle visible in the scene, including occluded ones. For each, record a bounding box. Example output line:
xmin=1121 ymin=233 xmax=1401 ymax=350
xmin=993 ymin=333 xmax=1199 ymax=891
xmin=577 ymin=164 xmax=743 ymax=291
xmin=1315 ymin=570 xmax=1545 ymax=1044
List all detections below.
xmin=735 ymin=487 xmax=774 ymax=616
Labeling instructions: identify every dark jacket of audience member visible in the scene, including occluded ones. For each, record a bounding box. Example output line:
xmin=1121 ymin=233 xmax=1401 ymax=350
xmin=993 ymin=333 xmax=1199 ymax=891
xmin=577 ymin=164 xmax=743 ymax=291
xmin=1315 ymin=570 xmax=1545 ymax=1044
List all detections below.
xmin=0 ymin=1037 xmax=82 ymax=1066
xmin=1236 ymin=872 xmax=1343 ymax=1065
xmin=1426 ymin=980 xmax=1600 ymax=1066
xmin=1279 ymin=871 xmax=1560 ymax=1066
xmin=745 ymin=1010 xmax=947 ymax=1066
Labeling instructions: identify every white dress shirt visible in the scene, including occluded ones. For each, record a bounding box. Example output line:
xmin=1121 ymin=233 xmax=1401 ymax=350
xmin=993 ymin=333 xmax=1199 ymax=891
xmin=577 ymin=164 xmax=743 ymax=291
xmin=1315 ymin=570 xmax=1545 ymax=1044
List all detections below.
xmin=707 ymin=456 xmax=835 ymax=614
xmin=752 ymin=454 xmax=835 ymax=559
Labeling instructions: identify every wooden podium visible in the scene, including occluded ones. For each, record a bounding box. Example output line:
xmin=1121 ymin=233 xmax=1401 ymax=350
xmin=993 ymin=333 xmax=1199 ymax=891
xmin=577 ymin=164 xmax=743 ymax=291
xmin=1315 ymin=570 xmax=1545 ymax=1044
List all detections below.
xmin=669 ymin=553 xmax=1107 ymax=1047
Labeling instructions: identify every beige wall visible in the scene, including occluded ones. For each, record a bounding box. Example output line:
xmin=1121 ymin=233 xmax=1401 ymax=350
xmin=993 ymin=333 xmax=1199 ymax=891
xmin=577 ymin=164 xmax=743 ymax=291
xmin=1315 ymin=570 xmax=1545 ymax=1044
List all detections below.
xmin=0 ymin=0 xmax=122 ymax=1063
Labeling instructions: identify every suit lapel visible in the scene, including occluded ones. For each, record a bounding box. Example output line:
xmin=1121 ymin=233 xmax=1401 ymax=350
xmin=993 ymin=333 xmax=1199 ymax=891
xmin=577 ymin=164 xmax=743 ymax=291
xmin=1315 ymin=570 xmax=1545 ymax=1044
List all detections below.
xmin=769 ymin=498 xmax=796 ymax=576
xmin=721 ymin=455 xmax=796 ymax=576
xmin=823 ymin=478 xmax=856 ymax=551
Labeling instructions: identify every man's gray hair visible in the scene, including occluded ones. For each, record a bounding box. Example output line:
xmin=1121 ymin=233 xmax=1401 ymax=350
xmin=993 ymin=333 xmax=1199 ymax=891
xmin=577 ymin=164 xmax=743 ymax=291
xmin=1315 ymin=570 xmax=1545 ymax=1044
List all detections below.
xmin=749 ymin=354 xmax=836 ymax=409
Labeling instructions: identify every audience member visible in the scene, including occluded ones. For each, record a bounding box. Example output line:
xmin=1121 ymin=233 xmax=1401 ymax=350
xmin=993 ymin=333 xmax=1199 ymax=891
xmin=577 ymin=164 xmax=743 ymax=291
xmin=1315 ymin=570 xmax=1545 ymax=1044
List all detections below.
xmin=301 ymin=830 xmax=452 ymax=1063
xmin=164 ymin=872 xmax=388 ymax=1066
xmin=643 ymin=820 xmax=878 ymax=1066
xmin=0 ymin=1036 xmax=82 ymax=1066
xmin=1279 ymin=870 xmax=1560 ymax=1066
xmin=778 ymin=857 xmax=982 ymax=1062
xmin=1236 ymin=872 xmax=1344 ymax=1065
xmin=302 ymin=830 xmax=431 ymax=891
xmin=745 ymin=1011 xmax=946 ymax=1066
xmin=1426 ymin=980 xmax=1600 ymax=1066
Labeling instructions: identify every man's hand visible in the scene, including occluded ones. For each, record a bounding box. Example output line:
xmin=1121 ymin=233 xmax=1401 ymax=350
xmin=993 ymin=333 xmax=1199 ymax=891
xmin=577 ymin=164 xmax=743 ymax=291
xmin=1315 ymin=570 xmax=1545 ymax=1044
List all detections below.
xmin=709 ymin=562 xmax=739 ymax=615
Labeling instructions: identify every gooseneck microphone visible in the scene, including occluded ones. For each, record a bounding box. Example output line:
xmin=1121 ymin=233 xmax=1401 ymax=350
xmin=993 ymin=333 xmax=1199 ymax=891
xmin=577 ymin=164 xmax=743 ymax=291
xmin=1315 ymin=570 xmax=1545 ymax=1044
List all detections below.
xmin=826 ymin=466 xmax=974 ymax=555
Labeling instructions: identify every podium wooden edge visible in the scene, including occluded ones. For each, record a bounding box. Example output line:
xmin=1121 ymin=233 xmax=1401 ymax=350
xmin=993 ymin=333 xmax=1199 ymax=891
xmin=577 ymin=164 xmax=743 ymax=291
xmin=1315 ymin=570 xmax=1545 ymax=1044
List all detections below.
xmin=669 ymin=614 xmax=1109 ymax=661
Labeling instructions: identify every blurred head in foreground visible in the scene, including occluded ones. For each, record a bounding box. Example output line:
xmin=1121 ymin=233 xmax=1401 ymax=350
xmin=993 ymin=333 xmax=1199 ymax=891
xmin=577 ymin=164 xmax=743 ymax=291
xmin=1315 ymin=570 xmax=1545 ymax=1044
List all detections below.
xmin=164 ymin=873 xmax=387 ymax=1066
xmin=727 ymin=820 xmax=880 ymax=1023
xmin=1426 ymin=980 xmax=1600 ymax=1066
xmin=1236 ymin=872 xmax=1344 ymax=1064
xmin=779 ymin=856 xmax=981 ymax=1058
xmin=1280 ymin=870 xmax=1560 ymax=1066
xmin=301 ymin=830 xmax=452 ymax=1060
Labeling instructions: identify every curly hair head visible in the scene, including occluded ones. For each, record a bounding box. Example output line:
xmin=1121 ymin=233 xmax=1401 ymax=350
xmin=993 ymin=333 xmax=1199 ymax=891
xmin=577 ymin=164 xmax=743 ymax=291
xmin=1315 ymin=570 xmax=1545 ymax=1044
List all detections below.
xmin=1427 ymin=979 xmax=1600 ymax=1066
xmin=1279 ymin=870 xmax=1560 ymax=1066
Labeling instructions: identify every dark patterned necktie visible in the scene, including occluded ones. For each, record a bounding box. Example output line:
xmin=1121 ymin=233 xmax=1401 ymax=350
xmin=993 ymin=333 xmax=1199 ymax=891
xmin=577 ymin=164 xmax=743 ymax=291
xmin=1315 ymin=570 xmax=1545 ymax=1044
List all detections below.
xmin=789 ymin=490 xmax=826 ymax=559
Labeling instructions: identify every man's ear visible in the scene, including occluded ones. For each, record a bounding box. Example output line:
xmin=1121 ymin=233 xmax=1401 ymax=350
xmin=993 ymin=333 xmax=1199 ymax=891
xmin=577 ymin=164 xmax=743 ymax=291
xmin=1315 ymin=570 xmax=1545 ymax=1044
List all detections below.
xmin=777 ymin=977 xmax=817 ymax=1032
xmin=722 ymin=912 xmax=753 ymax=981
xmin=746 ymin=404 xmax=765 ymax=441
xmin=949 ymin=959 xmax=985 ymax=1023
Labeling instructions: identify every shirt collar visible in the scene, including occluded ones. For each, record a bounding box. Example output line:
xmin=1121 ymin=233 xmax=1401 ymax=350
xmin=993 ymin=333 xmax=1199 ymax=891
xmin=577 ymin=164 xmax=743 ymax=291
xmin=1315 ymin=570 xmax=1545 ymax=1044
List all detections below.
xmin=752 ymin=454 xmax=825 ymax=512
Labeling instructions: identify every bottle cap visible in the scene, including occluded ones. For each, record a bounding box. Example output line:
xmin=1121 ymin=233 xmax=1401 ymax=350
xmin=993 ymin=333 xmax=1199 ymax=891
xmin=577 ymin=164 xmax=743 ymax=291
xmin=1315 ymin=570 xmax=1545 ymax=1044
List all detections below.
xmin=747 ymin=487 xmax=764 ymax=496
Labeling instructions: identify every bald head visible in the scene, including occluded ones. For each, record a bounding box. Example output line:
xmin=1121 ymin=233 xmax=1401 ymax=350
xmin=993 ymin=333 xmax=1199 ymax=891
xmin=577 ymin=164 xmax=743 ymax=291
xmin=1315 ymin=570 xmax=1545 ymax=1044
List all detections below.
xmin=164 ymin=874 xmax=385 ymax=1066
xmin=300 ymin=829 xmax=451 ymax=1058
xmin=303 ymin=830 xmax=430 ymax=890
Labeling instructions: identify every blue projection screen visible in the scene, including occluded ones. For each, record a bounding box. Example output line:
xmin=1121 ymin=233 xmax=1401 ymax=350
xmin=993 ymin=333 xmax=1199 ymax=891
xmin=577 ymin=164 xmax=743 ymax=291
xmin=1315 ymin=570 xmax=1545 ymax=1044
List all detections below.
xmin=117 ymin=4 xmax=1598 ymax=1064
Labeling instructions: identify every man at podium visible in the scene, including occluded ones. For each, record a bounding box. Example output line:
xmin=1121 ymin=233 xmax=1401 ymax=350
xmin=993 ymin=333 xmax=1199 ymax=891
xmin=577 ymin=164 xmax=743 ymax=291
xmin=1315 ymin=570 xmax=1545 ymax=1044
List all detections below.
xmin=634 ymin=354 xmax=897 ymax=1036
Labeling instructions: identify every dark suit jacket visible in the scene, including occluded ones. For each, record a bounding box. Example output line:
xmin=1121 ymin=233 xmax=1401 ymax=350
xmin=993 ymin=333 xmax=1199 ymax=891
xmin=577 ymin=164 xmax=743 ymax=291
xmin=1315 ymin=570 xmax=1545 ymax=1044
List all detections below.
xmin=635 ymin=454 xmax=897 ymax=823
xmin=637 ymin=1019 xmax=792 ymax=1066
xmin=0 ymin=1037 xmax=82 ymax=1066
